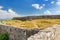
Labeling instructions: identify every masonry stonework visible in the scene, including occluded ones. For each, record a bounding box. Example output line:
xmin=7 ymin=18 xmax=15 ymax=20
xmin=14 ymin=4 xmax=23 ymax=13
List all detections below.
xmin=0 ymin=25 xmax=27 ymax=40
xmin=0 ymin=24 xmax=60 ymax=40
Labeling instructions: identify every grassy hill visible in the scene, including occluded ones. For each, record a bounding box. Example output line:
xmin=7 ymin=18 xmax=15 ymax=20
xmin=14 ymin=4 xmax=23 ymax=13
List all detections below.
xmin=1 ymin=15 xmax=60 ymax=29
xmin=13 ymin=15 xmax=60 ymax=21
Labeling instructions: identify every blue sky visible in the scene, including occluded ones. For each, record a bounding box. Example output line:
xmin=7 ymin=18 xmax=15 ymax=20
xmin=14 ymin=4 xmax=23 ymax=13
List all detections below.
xmin=0 ymin=0 xmax=60 ymax=19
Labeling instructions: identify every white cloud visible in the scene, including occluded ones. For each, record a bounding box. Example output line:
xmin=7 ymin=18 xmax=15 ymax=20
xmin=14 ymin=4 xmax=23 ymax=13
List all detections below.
xmin=44 ymin=10 xmax=52 ymax=15
xmin=39 ymin=6 xmax=43 ymax=9
xmin=57 ymin=0 xmax=60 ymax=2
xmin=51 ymin=1 xmax=55 ymax=4
xmin=55 ymin=11 xmax=60 ymax=15
xmin=32 ymin=4 xmax=40 ymax=9
xmin=29 ymin=10 xmax=60 ymax=16
xmin=44 ymin=10 xmax=60 ymax=15
xmin=42 ymin=4 xmax=45 ymax=6
xmin=8 ymin=9 xmax=19 ymax=17
xmin=0 ymin=6 xmax=20 ymax=19
xmin=56 ymin=0 xmax=60 ymax=5
xmin=56 ymin=2 xmax=60 ymax=5
xmin=32 ymin=4 xmax=43 ymax=10
xmin=0 ymin=6 xmax=3 ymax=9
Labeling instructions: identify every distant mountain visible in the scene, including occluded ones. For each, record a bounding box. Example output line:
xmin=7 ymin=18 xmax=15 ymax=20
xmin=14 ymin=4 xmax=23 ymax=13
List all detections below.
xmin=12 ymin=15 xmax=60 ymax=21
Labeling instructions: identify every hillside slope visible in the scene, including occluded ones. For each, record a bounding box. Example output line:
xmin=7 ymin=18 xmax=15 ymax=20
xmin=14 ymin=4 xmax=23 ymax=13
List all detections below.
xmin=1 ymin=19 xmax=60 ymax=29
xmin=13 ymin=15 xmax=60 ymax=21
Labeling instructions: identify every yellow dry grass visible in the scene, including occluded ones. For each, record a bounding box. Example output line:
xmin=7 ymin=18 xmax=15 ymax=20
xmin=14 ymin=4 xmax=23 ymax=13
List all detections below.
xmin=1 ymin=19 xmax=60 ymax=29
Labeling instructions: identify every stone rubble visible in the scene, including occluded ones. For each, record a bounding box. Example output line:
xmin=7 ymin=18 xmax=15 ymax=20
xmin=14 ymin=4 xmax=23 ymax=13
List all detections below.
xmin=28 ymin=24 xmax=60 ymax=40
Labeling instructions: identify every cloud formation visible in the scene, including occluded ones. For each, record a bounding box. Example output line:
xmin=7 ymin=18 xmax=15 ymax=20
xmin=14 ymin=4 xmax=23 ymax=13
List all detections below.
xmin=56 ymin=0 xmax=60 ymax=5
xmin=51 ymin=1 xmax=55 ymax=4
xmin=0 ymin=6 xmax=3 ymax=9
xmin=44 ymin=10 xmax=60 ymax=15
xmin=32 ymin=4 xmax=40 ymax=9
xmin=32 ymin=4 xmax=43 ymax=10
xmin=56 ymin=2 xmax=60 ymax=5
xmin=8 ymin=9 xmax=19 ymax=17
xmin=44 ymin=10 xmax=52 ymax=15
xmin=0 ymin=6 xmax=20 ymax=19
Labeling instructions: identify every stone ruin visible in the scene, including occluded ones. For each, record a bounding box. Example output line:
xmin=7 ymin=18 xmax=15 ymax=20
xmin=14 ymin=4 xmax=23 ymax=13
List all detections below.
xmin=0 ymin=24 xmax=60 ymax=40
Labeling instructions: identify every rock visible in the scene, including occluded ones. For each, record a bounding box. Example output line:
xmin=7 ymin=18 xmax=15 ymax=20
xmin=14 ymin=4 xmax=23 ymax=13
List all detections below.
xmin=28 ymin=24 xmax=60 ymax=40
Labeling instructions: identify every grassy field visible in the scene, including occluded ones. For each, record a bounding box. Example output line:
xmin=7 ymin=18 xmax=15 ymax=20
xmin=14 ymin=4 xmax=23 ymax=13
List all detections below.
xmin=1 ymin=19 xmax=60 ymax=29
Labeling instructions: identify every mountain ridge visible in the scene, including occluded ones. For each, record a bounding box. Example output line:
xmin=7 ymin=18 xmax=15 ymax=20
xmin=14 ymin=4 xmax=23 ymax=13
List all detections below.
xmin=12 ymin=15 xmax=60 ymax=21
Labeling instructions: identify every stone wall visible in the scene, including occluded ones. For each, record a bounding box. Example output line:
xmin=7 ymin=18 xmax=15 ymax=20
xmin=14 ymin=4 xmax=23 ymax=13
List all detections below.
xmin=0 ymin=25 xmax=27 ymax=40
xmin=0 ymin=24 xmax=60 ymax=40
xmin=0 ymin=24 xmax=40 ymax=40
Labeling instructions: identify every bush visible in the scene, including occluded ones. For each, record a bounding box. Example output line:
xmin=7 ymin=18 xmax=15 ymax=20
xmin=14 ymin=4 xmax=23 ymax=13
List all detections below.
xmin=0 ymin=32 xmax=9 ymax=40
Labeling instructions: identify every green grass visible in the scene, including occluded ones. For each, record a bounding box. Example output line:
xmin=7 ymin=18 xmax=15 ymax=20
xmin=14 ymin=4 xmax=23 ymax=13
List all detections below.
xmin=0 ymin=32 xmax=9 ymax=40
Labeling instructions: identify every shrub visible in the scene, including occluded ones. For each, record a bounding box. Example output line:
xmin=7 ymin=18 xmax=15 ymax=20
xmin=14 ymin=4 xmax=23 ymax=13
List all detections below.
xmin=0 ymin=32 xmax=9 ymax=40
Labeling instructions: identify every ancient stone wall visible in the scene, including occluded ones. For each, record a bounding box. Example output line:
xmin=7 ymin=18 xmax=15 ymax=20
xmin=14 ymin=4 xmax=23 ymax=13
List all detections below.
xmin=0 ymin=24 xmax=60 ymax=40
xmin=0 ymin=25 xmax=27 ymax=40
xmin=0 ymin=24 xmax=40 ymax=40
